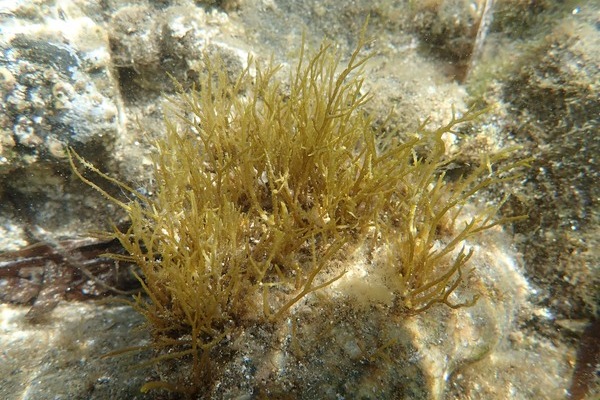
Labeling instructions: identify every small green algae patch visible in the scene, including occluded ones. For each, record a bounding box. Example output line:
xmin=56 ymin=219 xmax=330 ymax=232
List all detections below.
xmin=70 ymin=32 xmax=525 ymax=393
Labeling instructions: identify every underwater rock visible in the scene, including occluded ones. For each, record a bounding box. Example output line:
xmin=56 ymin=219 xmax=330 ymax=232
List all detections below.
xmin=0 ymin=1 xmax=595 ymax=399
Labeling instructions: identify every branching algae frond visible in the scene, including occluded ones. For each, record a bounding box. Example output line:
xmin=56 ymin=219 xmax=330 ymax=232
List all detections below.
xmin=69 ymin=33 xmax=525 ymax=392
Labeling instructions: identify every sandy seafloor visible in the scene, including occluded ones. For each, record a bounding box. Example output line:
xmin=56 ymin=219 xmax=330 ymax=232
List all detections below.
xmin=0 ymin=1 xmax=598 ymax=399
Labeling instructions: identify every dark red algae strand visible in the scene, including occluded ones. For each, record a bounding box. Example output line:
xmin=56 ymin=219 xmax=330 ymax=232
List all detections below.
xmin=568 ymin=317 xmax=600 ymax=400
xmin=0 ymin=236 xmax=139 ymax=319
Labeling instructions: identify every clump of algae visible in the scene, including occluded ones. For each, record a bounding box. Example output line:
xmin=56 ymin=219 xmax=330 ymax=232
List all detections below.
xmin=69 ymin=31 xmax=525 ymax=393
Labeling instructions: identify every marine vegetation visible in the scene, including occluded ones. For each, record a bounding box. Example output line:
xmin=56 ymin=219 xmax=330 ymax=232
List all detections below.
xmin=69 ymin=31 xmax=525 ymax=394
